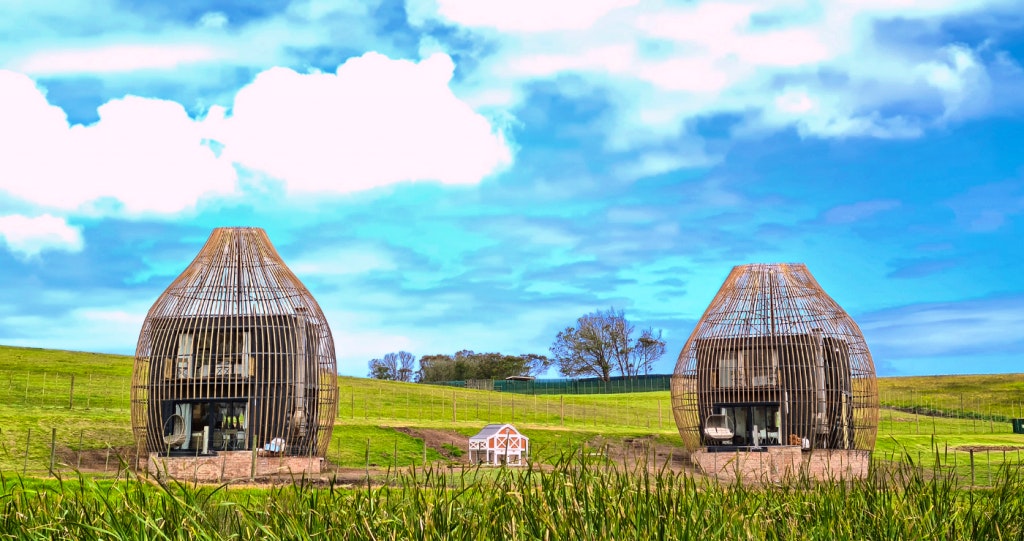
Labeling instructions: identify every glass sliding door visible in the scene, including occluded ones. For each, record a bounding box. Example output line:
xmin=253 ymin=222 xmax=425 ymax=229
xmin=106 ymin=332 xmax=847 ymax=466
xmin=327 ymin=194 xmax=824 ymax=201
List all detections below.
xmin=713 ymin=402 xmax=781 ymax=447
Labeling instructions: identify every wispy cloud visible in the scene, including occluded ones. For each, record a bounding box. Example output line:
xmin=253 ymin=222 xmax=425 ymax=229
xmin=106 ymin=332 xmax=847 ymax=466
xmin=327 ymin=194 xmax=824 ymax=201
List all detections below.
xmin=416 ymin=0 xmax=1024 ymax=157
xmin=0 ymin=214 xmax=83 ymax=258
xmin=821 ymin=199 xmax=902 ymax=224
xmin=886 ymin=258 xmax=959 ymax=279
xmin=859 ymin=295 xmax=1024 ymax=359
xmin=15 ymin=44 xmax=224 ymax=74
xmin=947 ymin=178 xmax=1024 ymax=232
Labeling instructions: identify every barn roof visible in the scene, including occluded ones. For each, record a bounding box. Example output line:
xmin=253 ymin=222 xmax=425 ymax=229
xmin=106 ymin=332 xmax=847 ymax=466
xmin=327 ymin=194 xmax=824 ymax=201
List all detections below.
xmin=469 ymin=423 xmax=526 ymax=441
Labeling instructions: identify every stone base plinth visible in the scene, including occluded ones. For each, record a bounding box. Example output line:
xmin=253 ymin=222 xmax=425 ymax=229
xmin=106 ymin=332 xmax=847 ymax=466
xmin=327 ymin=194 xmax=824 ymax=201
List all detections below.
xmin=146 ymin=452 xmax=322 ymax=482
xmin=691 ymin=447 xmax=870 ymax=483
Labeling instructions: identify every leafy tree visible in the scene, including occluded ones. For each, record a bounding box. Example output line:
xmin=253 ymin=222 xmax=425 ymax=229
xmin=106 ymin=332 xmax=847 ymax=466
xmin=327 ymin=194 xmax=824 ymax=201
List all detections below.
xmin=368 ymin=351 xmax=417 ymax=381
xmin=550 ymin=308 xmax=666 ymax=381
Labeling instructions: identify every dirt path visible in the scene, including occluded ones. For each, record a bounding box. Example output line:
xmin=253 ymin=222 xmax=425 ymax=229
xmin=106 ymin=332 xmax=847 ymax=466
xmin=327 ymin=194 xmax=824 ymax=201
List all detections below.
xmin=392 ymin=426 xmax=471 ymax=463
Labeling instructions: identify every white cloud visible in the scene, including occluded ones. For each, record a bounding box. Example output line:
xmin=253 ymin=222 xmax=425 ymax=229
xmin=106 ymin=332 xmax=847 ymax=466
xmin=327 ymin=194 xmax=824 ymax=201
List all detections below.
xmin=290 ymin=245 xmax=399 ymax=277
xmin=0 ymin=214 xmax=83 ymax=257
xmin=0 ymin=0 xmax=385 ymax=78
xmin=15 ymin=44 xmax=223 ymax=75
xmin=408 ymin=0 xmax=638 ymax=32
xmin=0 ymin=52 xmax=513 ymax=215
xmin=0 ymin=70 xmax=237 ymax=215
xmin=208 ymin=52 xmax=513 ymax=192
xmin=416 ymin=0 xmax=1022 ymax=155
xmin=0 ymin=300 xmax=150 ymax=354
xmin=612 ymin=147 xmax=720 ymax=180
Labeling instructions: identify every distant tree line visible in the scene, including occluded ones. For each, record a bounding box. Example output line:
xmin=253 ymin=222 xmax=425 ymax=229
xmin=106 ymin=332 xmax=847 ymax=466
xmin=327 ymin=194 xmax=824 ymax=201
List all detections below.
xmin=418 ymin=351 xmax=551 ymax=382
xmin=367 ymin=350 xmax=551 ymax=383
xmin=367 ymin=306 xmax=665 ymax=383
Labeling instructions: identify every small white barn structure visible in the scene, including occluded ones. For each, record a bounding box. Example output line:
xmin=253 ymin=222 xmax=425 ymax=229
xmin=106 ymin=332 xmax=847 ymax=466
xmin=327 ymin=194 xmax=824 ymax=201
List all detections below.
xmin=468 ymin=424 xmax=529 ymax=466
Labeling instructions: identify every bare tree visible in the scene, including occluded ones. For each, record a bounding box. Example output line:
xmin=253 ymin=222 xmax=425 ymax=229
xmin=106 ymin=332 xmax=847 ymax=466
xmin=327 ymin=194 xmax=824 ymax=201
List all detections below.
xmin=633 ymin=328 xmax=666 ymax=376
xmin=550 ymin=308 xmax=665 ymax=380
xmin=368 ymin=351 xmax=417 ymax=381
xmin=392 ymin=351 xmax=416 ymax=382
xmin=520 ymin=353 xmax=554 ymax=377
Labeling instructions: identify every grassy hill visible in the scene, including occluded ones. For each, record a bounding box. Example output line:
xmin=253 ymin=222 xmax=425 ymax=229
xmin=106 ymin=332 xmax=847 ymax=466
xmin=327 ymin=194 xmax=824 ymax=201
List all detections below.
xmin=0 ymin=345 xmax=1021 ymax=482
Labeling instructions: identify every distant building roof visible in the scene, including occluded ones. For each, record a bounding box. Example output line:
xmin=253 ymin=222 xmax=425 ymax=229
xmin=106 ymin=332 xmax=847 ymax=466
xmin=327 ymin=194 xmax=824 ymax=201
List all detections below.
xmin=469 ymin=423 xmax=526 ymax=441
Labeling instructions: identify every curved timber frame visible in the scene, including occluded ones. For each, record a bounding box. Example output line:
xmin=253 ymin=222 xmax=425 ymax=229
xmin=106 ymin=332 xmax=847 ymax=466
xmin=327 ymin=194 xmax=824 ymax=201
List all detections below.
xmin=131 ymin=227 xmax=338 ymax=459
xmin=671 ymin=263 xmax=878 ymax=452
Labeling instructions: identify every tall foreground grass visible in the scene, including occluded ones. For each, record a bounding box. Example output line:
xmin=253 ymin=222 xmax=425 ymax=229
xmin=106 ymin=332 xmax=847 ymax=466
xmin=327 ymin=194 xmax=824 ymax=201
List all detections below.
xmin=2 ymin=452 xmax=1023 ymax=540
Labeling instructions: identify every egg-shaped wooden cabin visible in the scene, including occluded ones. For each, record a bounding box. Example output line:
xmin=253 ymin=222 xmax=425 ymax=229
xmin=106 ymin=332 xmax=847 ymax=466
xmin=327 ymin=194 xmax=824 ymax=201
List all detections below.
xmin=671 ymin=263 xmax=878 ymax=481
xmin=130 ymin=227 xmax=337 ymax=479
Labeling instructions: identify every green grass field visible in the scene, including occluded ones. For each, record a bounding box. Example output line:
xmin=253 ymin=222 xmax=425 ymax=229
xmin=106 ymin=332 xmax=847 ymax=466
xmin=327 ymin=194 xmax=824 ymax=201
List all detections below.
xmin=0 ymin=345 xmax=1022 ymax=484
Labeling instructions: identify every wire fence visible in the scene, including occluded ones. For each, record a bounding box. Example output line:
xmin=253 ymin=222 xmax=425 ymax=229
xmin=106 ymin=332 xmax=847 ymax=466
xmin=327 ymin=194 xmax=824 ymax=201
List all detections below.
xmin=429 ymin=374 xmax=673 ymax=395
xmin=0 ymin=370 xmax=132 ymax=411
xmin=1 ymin=369 xmax=1022 ymax=483
xmin=1 ymin=423 xmax=1021 ymax=487
xmin=0 ymin=426 xmax=137 ymax=479
xmin=873 ymin=444 xmax=1024 ymax=488
xmin=878 ymin=389 xmax=1024 ymax=435
xmin=336 ymin=382 xmax=671 ymax=429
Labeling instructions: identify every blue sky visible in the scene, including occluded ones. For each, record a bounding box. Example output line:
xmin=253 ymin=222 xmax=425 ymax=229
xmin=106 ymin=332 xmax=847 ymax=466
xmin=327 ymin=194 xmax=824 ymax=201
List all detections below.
xmin=1 ymin=0 xmax=1023 ymax=377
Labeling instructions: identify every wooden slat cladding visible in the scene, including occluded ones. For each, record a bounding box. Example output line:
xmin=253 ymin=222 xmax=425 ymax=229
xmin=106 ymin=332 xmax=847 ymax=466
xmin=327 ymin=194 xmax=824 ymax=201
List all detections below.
xmin=670 ymin=263 xmax=878 ymax=452
xmin=130 ymin=227 xmax=338 ymax=459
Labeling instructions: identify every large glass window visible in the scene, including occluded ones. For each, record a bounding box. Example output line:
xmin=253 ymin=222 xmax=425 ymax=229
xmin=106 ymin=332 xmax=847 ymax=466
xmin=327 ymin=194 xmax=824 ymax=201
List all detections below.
xmin=163 ymin=399 xmax=249 ymax=455
xmin=712 ymin=403 xmax=781 ymax=446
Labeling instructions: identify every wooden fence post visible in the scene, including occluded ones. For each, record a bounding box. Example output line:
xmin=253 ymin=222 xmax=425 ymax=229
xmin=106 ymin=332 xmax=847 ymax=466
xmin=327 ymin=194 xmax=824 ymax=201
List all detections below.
xmin=68 ymin=375 xmax=75 ymax=410
xmin=969 ymin=449 xmax=975 ymax=486
xmin=24 ymin=429 xmax=32 ymax=475
xmin=49 ymin=428 xmax=57 ymax=476
xmin=365 ymin=438 xmax=371 ymax=490
xmin=77 ymin=430 xmax=84 ymax=469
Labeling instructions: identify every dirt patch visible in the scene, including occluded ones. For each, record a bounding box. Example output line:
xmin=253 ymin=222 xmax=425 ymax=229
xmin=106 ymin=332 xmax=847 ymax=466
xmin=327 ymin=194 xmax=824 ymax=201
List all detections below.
xmin=55 ymin=445 xmax=138 ymax=474
xmin=954 ymin=445 xmax=1024 ymax=452
xmin=588 ymin=435 xmax=695 ymax=474
xmin=393 ymin=427 xmax=471 ymax=463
